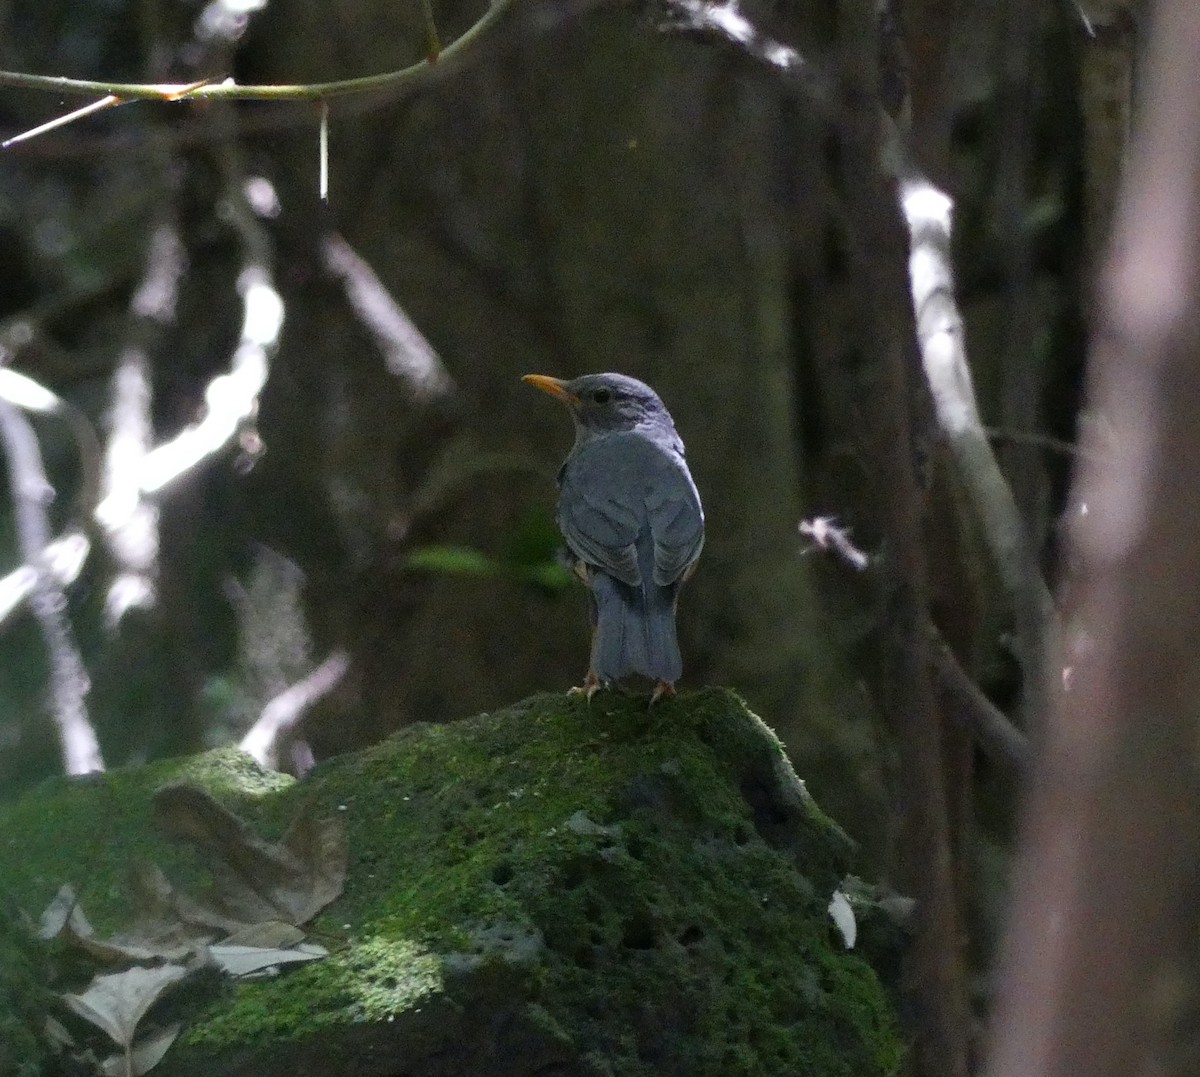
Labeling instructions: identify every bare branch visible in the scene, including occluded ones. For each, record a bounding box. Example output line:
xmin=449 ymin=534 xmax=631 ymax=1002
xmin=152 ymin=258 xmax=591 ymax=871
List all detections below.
xmin=240 ymin=651 xmax=350 ymax=770
xmin=321 ymin=233 xmax=455 ymax=399
xmin=654 ymin=0 xmax=832 ymax=106
xmin=0 ymin=367 xmax=101 ymax=630
xmin=798 ymin=515 xmax=870 ymax=571
xmin=0 ymin=396 xmax=103 ymax=774
xmin=97 ymin=223 xmax=186 ymax=624
xmin=135 ymin=187 xmax=280 ymax=496
xmin=901 ymin=177 xmax=1060 ymax=649
xmin=0 ymin=532 xmax=89 ymax=625
xmin=929 ymin=632 xmax=1029 ymax=771
xmin=0 ymin=0 xmax=513 ymax=105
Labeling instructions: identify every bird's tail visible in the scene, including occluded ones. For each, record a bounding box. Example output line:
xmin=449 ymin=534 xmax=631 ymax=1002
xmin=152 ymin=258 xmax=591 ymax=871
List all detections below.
xmin=590 ymin=573 xmax=682 ymax=686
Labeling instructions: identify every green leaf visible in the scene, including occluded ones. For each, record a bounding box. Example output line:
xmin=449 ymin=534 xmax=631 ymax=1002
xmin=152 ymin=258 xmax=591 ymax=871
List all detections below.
xmin=405 ymin=545 xmax=499 ymax=578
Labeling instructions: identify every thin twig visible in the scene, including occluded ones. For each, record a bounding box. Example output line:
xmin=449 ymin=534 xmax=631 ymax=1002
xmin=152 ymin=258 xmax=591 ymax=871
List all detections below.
xmin=984 ymin=425 xmax=1095 ymax=461
xmin=421 ymin=0 xmax=443 ymax=61
xmin=318 ymin=101 xmax=329 ymax=203
xmin=0 ymin=94 xmax=124 ymax=149
xmin=0 ymin=0 xmax=512 ymax=104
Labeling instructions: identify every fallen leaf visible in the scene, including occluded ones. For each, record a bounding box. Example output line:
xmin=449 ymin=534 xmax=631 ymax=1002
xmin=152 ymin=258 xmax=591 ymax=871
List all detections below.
xmin=38 ymin=883 xmax=85 ymax=940
xmin=222 ymin=920 xmax=306 ymax=948
xmin=61 ymin=964 xmax=188 ymax=1049
xmin=827 ymin=889 xmax=857 ymax=950
xmin=153 ymin=784 xmax=346 ymax=926
xmin=44 ymin=1014 xmax=76 ymax=1050
xmin=100 ymin=1023 xmax=181 ymax=1077
xmin=38 ymin=875 xmax=211 ymax=965
xmin=208 ymin=941 xmax=328 ymax=978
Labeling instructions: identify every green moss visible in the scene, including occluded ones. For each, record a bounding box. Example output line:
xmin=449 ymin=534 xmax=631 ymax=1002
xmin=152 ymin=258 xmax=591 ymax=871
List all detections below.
xmin=0 ymin=747 xmax=292 ymax=933
xmin=183 ymin=936 xmax=443 ymax=1048
xmin=0 ymin=911 xmax=51 ymax=1077
xmin=0 ymin=689 xmax=902 ymax=1076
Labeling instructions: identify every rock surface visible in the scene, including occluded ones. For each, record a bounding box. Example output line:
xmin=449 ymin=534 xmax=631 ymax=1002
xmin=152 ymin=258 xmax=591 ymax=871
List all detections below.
xmin=0 ymin=688 xmax=903 ymax=1076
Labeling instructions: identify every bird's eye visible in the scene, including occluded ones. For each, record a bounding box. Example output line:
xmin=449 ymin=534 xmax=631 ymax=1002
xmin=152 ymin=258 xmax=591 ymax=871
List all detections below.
xmin=592 ymin=389 xmax=612 ymax=405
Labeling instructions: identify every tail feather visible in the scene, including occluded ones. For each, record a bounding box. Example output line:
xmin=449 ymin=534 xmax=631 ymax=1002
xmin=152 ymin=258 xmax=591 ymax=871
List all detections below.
xmin=590 ymin=573 xmax=682 ymax=685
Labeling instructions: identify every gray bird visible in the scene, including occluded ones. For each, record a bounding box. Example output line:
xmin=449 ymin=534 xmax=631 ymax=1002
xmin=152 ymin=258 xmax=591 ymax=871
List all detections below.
xmin=522 ymin=372 xmax=704 ymax=702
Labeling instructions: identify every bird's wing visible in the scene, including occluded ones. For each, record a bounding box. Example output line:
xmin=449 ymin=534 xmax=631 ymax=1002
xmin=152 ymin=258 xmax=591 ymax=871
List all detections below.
xmin=560 ymin=434 xmax=704 ymax=590
xmin=647 ymin=453 xmax=705 ymax=586
xmin=558 ymin=444 xmax=643 ymax=587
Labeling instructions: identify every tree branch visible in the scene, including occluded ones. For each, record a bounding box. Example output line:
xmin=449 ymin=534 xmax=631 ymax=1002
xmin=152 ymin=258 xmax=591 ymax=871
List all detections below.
xmin=0 ymin=0 xmax=511 ymax=103
xmin=240 ymin=651 xmax=351 ymax=770
xmin=0 ymin=395 xmax=103 ymax=774
xmin=930 ymin=631 xmax=1029 ymax=772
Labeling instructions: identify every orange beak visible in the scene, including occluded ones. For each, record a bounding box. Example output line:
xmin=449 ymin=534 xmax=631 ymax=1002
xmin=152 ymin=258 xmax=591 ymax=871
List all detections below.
xmin=522 ymin=374 xmax=577 ymax=403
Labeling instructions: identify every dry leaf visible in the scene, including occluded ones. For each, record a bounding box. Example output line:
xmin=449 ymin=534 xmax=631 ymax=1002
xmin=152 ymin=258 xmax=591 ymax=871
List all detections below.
xmin=61 ymin=964 xmax=188 ymax=1049
xmin=38 ymin=883 xmax=86 ymax=940
xmin=221 ymin=920 xmax=306 ymax=948
xmin=208 ymin=941 xmax=328 ymax=978
xmin=128 ymin=861 xmax=246 ymax=941
xmin=827 ymin=889 xmax=857 ymax=950
xmin=38 ymin=876 xmax=211 ymax=965
xmin=44 ymin=1014 xmax=76 ymax=1050
xmin=100 ymin=1023 xmax=181 ymax=1077
xmin=153 ymin=784 xmax=346 ymax=926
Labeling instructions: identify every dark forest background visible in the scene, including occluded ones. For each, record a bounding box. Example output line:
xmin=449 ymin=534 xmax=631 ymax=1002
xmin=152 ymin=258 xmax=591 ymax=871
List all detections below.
xmin=8 ymin=0 xmax=1199 ymax=1075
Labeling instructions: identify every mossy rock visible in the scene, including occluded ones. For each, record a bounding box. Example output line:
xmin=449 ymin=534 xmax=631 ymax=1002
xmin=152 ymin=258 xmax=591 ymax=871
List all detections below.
xmin=0 ymin=688 xmax=903 ymax=1076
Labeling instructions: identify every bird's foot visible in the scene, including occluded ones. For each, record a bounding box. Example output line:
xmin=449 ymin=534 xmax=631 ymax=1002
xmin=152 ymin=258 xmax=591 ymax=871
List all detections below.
xmin=568 ymin=670 xmax=605 ymax=701
xmin=650 ymin=680 xmax=676 ymax=705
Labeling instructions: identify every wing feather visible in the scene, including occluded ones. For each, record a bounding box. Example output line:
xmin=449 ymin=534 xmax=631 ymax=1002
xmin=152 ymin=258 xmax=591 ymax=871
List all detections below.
xmin=558 ymin=432 xmax=704 ymax=590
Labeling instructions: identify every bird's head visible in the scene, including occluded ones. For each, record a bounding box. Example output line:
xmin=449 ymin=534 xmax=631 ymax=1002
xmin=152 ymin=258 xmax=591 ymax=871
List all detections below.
xmin=521 ymin=372 xmax=671 ymax=438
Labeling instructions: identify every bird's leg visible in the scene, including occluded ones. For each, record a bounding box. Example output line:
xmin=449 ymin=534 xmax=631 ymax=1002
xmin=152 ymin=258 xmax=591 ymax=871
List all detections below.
xmin=568 ymin=670 xmax=604 ymax=701
xmin=567 ymin=604 xmax=604 ymax=701
xmin=650 ymin=680 xmax=676 ymax=705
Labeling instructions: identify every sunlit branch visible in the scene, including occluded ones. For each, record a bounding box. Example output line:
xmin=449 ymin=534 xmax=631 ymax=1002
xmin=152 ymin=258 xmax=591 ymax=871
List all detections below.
xmin=97 ymin=224 xmax=186 ymax=623
xmin=0 ymin=532 xmax=89 ymax=624
xmin=0 ymin=397 xmax=103 ymax=774
xmin=901 ymin=177 xmax=1059 ymax=644
xmin=0 ymin=367 xmax=100 ymax=630
xmin=137 ymin=193 xmax=281 ymax=496
xmin=321 ymin=232 xmax=454 ymax=398
xmin=0 ymin=94 xmax=123 ymax=149
xmin=655 ymin=0 xmax=831 ymax=105
xmin=240 ymin=650 xmax=351 ymax=770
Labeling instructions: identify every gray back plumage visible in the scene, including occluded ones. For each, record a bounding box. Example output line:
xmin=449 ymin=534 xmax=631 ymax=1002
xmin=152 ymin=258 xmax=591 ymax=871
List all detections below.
xmin=550 ymin=374 xmax=704 ymax=684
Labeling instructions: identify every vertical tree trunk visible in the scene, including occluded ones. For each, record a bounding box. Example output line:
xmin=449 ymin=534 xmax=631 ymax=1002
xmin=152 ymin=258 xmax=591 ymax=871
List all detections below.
xmin=987 ymin=3 xmax=1200 ymax=1075
xmin=837 ymin=4 xmax=970 ymax=1075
